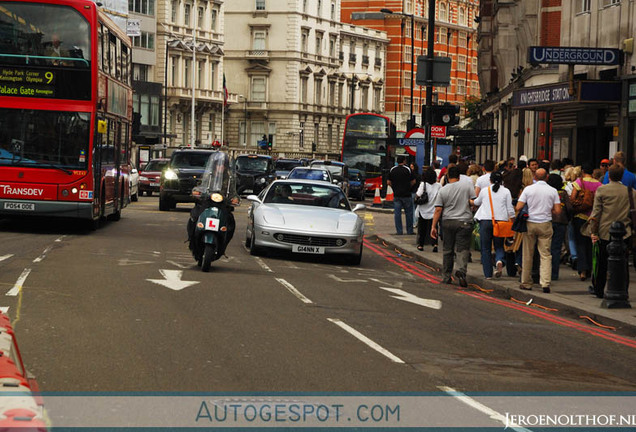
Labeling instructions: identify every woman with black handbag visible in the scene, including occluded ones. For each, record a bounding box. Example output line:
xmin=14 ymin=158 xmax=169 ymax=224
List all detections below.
xmin=415 ymin=167 xmax=441 ymax=252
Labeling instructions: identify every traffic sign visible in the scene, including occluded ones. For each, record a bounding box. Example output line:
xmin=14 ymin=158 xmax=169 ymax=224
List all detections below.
xmin=403 ymin=128 xmax=426 ymax=156
xmin=430 ymin=126 xmax=447 ymax=138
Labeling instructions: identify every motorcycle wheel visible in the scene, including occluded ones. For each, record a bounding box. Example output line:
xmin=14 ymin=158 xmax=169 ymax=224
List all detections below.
xmin=202 ymin=243 xmax=216 ymax=272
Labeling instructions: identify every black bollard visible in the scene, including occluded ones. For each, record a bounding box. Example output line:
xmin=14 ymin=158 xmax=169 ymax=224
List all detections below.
xmin=602 ymin=221 xmax=632 ymax=309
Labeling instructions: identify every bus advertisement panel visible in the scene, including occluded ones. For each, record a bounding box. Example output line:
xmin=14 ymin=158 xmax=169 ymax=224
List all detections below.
xmin=341 ymin=113 xmax=395 ymax=194
xmin=0 ymin=0 xmax=132 ymax=227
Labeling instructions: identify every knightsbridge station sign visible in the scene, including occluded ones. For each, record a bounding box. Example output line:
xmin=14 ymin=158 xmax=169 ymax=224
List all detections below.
xmin=529 ymin=46 xmax=622 ymax=65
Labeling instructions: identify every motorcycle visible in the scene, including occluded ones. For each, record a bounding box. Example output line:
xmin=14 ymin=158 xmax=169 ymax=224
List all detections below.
xmin=188 ymin=152 xmax=236 ymax=272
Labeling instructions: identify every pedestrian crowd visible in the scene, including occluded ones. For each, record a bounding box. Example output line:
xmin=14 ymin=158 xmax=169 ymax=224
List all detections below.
xmin=388 ymin=151 xmax=636 ymax=297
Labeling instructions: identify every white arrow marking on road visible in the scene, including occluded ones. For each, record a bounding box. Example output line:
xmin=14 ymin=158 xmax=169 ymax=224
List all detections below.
xmin=380 ymin=287 xmax=442 ymax=310
xmin=328 ymin=274 xmax=367 ymax=283
xmin=147 ymin=270 xmax=199 ymax=291
xmin=370 ymin=278 xmax=403 ymax=288
xmin=0 ymin=255 xmax=13 ymax=263
xmin=0 ymin=307 xmax=8 ymax=314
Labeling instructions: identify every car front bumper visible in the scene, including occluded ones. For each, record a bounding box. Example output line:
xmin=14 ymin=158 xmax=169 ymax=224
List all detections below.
xmin=252 ymin=224 xmax=363 ymax=255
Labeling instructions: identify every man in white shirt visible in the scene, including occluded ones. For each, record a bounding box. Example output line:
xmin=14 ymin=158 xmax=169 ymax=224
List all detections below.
xmin=515 ymin=169 xmax=562 ymax=293
xmin=475 ymin=159 xmax=495 ymax=197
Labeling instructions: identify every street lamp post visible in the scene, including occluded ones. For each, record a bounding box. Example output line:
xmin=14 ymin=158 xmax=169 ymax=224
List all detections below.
xmin=381 ymin=8 xmax=414 ymax=130
xmin=424 ymin=0 xmax=436 ymax=166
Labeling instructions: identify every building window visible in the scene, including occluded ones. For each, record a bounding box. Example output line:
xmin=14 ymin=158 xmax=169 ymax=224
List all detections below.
xmin=329 ymin=36 xmax=336 ymax=57
xmin=303 ymin=0 xmax=307 ymax=13
xmin=317 ymin=0 xmax=322 ymax=16
xmin=458 ymin=7 xmax=466 ymax=25
xmin=184 ymin=3 xmax=191 ymax=26
xmin=210 ymin=62 xmax=216 ymax=89
xmin=438 ymin=29 xmax=447 ymax=45
xmin=129 ymin=0 xmax=154 ymax=15
xmin=198 ymin=60 xmax=205 ymax=88
xmin=314 ymin=122 xmax=320 ymax=145
xmin=404 ymin=45 xmax=411 ymax=59
xmin=361 ymin=86 xmax=368 ymax=111
xmin=374 ymin=87 xmax=382 ymax=111
xmin=251 ymin=77 xmax=266 ymax=101
xmin=300 ymin=77 xmax=308 ymax=103
xmin=133 ymin=63 xmax=149 ymax=81
xmin=457 ymin=79 xmax=465 ymax=95
xmin=405 ymin=0 xmax=413 ymax=14
xmin=315 ymin=33 xmax=323 ymax=57
xmin=171 ymin=0 xmax=177 ymax=22
xmin=601 ymin=0 xmax=619 ymax=7
xmin=184 ymin=59 xmax=190 ymax=87
xmin=197 ymin=6 xmax=203 ymax=27
xmin=439 ymin=2 xmax=447 ymax=22
xmin=458 ymin=55 xmax=466 ymax=71
xmin=239 ymin=122 xmax=246 ymax=146
xmin=251 ymin=122 xmax=264 ymax=147
xmin=301 ymin=30 xmax=309 ymax=53
xmin=299 ymin=122 xmax=305 ymax=149
xmin=577 ymin=0 xmax=591 ymax=12
xmin=331 ymin=1 xmax=336 ymax=20
xmin=253 ymin=31 xmax=266 ymax=50
xmin=327 ymin=124 xmax=333 ymax=144
xmin=338 ymin=82 xmax=344 ymax=107
xmin=404 ymin=24 xmax=411 ymax=38
xmin=170 ymin=56 xmax=177 ymax=86
xmin=459 ymin=31 xmax=467 ymax=48
xmin=256 ymin=0 xmax=265 ymax=11
xmin=314 ymin=78 xmax=322 ymax=104
xmin=150 ymin=96 xmax=160 ymax=126
xmin=132 ymin=32 xmax=155 ymax=49
xmin=211 ymin=9 xmax=217 ymax=31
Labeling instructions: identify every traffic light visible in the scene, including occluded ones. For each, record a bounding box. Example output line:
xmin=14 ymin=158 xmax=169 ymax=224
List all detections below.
xmin=267 ymin=134 xmax=273 ymax=151
xmin=432 ymin=104 xmax=460 ymax=126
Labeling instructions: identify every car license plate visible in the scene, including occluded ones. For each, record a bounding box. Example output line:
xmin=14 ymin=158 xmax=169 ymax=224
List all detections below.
xmin=4 ymin=202 xmax=35 ymax=211
xmin=244 ymin=189 xmax=253 ymax=194
xmin=150 ymin=182 xmax=160 ymax=187
xmin=292 ymin=245 xmax=324 ymax=254
xmin=205 ymin=217 xmax=220 ymax=231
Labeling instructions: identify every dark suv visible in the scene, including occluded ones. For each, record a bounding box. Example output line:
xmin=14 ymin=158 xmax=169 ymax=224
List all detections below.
xmin=235 ymin=154 xmax=276 ymax=195
xmin=159 ymin=149 xmax=215 ymax=211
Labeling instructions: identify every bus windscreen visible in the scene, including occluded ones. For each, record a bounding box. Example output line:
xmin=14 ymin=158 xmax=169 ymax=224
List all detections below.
xmin=0 ymin=2 xmax=91 ymax=100
xmin=0 ymin=108 xmax=90 ymax=170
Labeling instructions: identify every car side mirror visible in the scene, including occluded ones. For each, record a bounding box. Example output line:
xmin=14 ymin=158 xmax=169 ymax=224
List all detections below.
xmin=246 ymin=194 xmax=262 ymax=204
xmin=352 ymin=204 xmax=366 ymax=212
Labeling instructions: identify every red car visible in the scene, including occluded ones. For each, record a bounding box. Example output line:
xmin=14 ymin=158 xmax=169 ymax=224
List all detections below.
xmin=139 ymin=158 xmax=170 ymax=196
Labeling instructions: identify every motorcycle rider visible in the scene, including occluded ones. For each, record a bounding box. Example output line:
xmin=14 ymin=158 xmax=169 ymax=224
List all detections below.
xmin=187 ymin=151 xmax=239 ymax=256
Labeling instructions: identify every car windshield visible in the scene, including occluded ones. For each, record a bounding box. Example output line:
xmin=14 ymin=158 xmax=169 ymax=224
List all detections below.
xmin=171 ymin=152 xmax=211 ymax=169
xmin=288 ymin=169 xmax=330 ymax=182
xmin=143 ymin=160 xmax=168 ymax=172
xmin=236 ymin=157 xmax=268 ymax=172
xmin=275 ymin=160 xmax=302 ymax=171
xmin=264 ymin=183 xmax=350 ymax=210
xmin=313 ymin=163 xmax=343 ymax=177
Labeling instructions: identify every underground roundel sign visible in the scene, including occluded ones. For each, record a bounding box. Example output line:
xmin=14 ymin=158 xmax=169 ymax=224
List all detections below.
xmin=404 ymin=128 xmax=426 ymax=156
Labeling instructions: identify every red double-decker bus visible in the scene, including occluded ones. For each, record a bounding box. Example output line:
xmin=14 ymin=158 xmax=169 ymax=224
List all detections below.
xmin=0 ymin=0 xmax=133 ymax=228
xmin=341 ymin=113 xmax=395 ymax=194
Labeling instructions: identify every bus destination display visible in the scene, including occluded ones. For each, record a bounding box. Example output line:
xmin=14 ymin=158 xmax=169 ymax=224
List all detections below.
xmin=0 ymin=68 xmax=55 ymax=98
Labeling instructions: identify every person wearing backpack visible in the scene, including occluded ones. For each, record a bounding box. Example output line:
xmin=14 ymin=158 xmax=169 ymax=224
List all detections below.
xmin=415 ymin=167 xmax=441 ymax=252
xmin=570 ymin=162 xmax=602 ymax=281
xmin=547 ymin=174 xmax=572 ymax=280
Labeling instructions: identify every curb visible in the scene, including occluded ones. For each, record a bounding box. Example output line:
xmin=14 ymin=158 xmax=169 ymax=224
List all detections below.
xmin=373 ymin=234 xmax=636 ymax=338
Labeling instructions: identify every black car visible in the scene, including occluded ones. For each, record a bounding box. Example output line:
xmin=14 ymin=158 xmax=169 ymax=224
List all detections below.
xmin=274 ymin=158 xmax=305 ymax=179
xmin=310 ymin=160 xmax=350 ymax=196
xmin=348 ymin=168 xmax=366 ymax=201
xmin=235 ymin=154 xmax=276 ymax=195
xmin=159 ymin=149 xmax=216 ymax=211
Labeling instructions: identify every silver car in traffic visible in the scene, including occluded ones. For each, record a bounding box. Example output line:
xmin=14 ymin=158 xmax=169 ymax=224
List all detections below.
xmin=245 ymin=180 xmax=365 ymax=265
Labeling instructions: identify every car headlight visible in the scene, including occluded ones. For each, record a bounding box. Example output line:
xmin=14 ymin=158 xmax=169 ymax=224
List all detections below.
xmin=211 ymin=193 xmax=224 ymax=203
xmin=258 ymin=177 xmax=266 ymax=184
xmin=164 ymin=169 xmax=178 ymax=180
xmin=139 ymin=176 xmax=148 ymax=182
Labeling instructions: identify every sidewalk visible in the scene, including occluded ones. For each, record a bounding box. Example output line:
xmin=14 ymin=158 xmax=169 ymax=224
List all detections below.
xmin=365 ymin=206 xmax=636 ymax=336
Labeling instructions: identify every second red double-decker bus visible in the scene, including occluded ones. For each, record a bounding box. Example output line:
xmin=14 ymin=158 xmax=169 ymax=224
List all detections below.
xmin=0 ymin=0 xmax=133 ymax=228
xmin=341 ymin=113 xmax=395 ymax=194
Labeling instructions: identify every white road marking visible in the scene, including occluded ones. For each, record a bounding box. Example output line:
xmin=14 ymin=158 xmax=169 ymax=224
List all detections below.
xmin=55 ymin=235 xmax=67 ymax=242
xmin=380 ymin=287 xmax=442 ymax=310
xmin=327 ymin=318 xmax=405 ymax=364
xmin=0 ymin=255 xmax=13 ymax=263
xmin=147 ymin=270 xmax=199 ymax=291
xmin=328 ymin=274 xmax=367 ymax=283
xmin=276 ymin=278 xmax=313 ymax=304
xmin=437 ymin=386 xmax=532 ymax=432
xmin=33 ymin=246 xmax=53 ymax=263
xmin=118 ymin=258 xmax=155 ymax=266
xmin=0 ymin=307 xmax=8 ymax=314
xmin=370 ymin=278 xmax=403 ymax=288
xmin=6 ymin=269 xmax=31 ymax=296
xmin=254 ymin=257 xmax=273 ymax=273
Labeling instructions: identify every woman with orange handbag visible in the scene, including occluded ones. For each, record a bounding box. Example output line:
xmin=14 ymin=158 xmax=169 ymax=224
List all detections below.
xmin=473 ymin=171 xmax=515 ymax=279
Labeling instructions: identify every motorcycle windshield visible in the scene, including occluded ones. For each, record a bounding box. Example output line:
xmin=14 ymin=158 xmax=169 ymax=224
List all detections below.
xmin=201 ymin=152 xmax=230 ymax=194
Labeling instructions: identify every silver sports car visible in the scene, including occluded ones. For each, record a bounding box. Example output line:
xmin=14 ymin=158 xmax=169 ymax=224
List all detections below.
xmin=245 ymin=180 xmax=365 ymax=265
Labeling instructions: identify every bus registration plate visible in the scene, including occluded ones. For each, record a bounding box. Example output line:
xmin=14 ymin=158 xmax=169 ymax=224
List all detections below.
xmin=292 ymin=245 xmax=324 ymax=254
xmin=4 ymin=202 xmax=35 ymax=211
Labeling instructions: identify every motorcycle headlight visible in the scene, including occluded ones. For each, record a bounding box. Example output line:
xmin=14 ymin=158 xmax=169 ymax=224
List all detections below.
xmin=164 ymin=169 xmax=178 ymax=180
xmin=211 ymin=193 xmax=224 ymax=203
